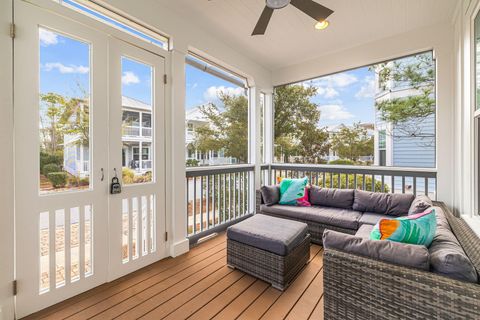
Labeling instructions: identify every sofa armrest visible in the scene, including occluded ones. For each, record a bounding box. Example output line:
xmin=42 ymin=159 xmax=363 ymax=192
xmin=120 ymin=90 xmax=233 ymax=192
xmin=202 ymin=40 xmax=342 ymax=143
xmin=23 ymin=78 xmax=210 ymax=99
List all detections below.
xmin=323 ymin=230 xmax=430 ymax=270
xmin=324 ymin=248 xmax=480 ymax=320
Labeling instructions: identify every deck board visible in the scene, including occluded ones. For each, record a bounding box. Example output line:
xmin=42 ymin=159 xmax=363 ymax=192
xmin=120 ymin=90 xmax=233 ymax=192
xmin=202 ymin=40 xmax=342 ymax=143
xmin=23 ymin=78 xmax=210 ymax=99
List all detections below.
xmin=23 ymin=232 xmax=324 ymax=320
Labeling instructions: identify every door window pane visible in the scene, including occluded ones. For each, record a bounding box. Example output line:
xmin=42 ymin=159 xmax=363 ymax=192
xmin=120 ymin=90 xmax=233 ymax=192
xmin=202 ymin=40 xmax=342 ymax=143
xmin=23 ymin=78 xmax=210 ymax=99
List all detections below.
xmin=121 ymin=57 xmax=153 ymax=185
xmin=39 ymin=28 xmax=91 ymax=193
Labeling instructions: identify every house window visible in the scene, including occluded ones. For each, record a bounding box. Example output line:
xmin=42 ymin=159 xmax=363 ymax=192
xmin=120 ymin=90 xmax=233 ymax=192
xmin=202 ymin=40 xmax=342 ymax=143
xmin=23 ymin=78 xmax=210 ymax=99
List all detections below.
xmin=274 ymin=51 xmax=436 ymax=168
xmin=185 ymin=52 xmax=249 ymax=167
xmin=123 ymin=111 xmax=140 ymax=127
xmin=142 ymin=113 xmax=151 ymax=128
xmin=378 ymin=130 xmax=386 ymax=166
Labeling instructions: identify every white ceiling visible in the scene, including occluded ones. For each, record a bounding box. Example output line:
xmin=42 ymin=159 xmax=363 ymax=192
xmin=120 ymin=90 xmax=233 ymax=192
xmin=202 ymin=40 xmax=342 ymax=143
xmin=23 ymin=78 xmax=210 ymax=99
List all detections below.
xmin=158 ymin=0 xmax=458 ymax=71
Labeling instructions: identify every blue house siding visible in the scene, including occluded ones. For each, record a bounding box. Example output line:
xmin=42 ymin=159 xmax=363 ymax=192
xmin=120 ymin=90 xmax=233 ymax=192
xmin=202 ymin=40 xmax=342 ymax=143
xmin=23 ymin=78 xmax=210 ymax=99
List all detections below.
xmin=392 ymin=114 xmax=435 ymax=168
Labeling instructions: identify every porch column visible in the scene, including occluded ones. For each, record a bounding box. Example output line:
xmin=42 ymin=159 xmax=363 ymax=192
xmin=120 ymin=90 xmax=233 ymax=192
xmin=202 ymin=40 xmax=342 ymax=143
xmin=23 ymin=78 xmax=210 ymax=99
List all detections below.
xmin=168 ymin=47 xmax=189 ymax=257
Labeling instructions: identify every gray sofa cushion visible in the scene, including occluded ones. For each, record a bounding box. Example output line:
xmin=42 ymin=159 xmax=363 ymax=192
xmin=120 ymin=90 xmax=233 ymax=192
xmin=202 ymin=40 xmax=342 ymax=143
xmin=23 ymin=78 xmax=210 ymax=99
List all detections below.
xmin=309 ymin=186 xmax=354 ymax=209
xmin=323 ymin=230 xmax=430 ymax=270
xmin=408 ymin=195 xmax=433 ymax=215
xmin=260 ymin=204 xmax=362 ymax=230
xmin=359 ymin=212 xmax=386 ymax=226
xmin=429 ymin=207 xmax=478 ymax=283
xmin=355 ymin=224 xmax=374 ymax=239
xmin=352 ymin=190 xmax=414 ymax=216
xmin=227 ymin=214 xmax=308 ymax=256
xmin=260 ymin=185 xmax=280 ymax=206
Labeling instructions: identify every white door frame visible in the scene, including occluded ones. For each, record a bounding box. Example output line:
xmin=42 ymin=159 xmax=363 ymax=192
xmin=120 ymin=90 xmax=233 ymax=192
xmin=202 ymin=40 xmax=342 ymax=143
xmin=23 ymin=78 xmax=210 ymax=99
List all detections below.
xmin=13 ymin=0 xmax=171 ymax=316
xmin=108 ymin=37 xmax=167 ymax=281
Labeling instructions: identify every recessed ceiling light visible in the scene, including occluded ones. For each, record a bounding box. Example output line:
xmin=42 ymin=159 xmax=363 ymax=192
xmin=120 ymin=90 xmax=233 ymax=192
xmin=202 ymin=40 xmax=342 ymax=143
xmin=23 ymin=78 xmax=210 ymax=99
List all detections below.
xmin=315 ymin=20 xmax=329 ymax=30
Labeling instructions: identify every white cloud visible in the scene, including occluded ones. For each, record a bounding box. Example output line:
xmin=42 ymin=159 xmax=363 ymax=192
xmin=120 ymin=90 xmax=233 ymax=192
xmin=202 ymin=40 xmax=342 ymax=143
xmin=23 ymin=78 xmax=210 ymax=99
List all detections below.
xmin=43 ymin=62 xmax=89 ymax=74
xmin=39 ymin=29 xmax=59 ymax=46
xmin=324 ymin=73 xmax=358 ymax=87
xmin=303 ymin=72 xmax=358 ymax=100
xmin=319 ymin=104 xmax=354 ymax=121
xmin=121 ymin=71 xmax=140 ymax=85
xmin=203 ymin=86 xmax=244 ymax=101
xmin=318 ymin=87 xmax=339 ymax=98
xmin=355 ymin=76 xmax=376 ymax=99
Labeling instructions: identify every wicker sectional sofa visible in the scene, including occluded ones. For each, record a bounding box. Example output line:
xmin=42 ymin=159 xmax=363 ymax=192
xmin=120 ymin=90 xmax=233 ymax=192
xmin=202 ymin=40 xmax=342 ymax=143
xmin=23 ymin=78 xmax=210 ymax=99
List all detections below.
xmin=256 ymin=186 xmax=480 ymax=319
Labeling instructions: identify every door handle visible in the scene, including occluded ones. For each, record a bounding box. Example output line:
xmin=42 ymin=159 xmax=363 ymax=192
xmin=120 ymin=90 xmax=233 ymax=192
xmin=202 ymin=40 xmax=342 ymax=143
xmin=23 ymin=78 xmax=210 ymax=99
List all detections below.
xmin=101 ymin=168 xmax=104 ymax=181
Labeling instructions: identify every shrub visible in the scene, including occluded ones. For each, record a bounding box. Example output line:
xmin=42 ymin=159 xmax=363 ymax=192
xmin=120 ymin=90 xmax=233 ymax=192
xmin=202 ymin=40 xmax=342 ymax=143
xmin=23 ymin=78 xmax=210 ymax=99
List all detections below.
xmin=40 ymin=151 xmax=63 ymax=172
xmin=314 ymin=173 xmax=389 ymax=193
xmin=43 ymin=163 xmax=61 ymax=177
xmin=329 ymin=159 xmax=355 ymax=165
xmin=48 ymin=172 xmax=67 ymax=188
xmin=79 ymin=177 xmax=90 ymax=186
xmin=186 ymin=159 xmax=199 ymax=167
xmin=122 ymin=168 xmax=135 ymax=184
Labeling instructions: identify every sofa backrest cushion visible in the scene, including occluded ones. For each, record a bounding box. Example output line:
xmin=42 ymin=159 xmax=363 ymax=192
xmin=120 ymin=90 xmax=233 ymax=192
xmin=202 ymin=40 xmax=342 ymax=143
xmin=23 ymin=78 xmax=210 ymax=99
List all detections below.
xmin=429 ymin=207 xmax=478 ymax=283
xmin=352 ymin=190 xmax=414 ymax=216
xmin=323 ymin=229 xmax=430 ymax=270
xmin=260 ymin=185 xmax=280 ymax=206
xmin=309 ymin=186 xmax=354 ymax=209
xmin=408 ymin=195 xmax=433 ymax=215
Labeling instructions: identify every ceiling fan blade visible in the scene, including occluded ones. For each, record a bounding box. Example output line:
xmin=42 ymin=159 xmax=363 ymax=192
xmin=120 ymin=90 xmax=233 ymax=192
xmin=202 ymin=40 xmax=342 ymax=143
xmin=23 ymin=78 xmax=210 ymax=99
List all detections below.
xmin=252 ymin=6 xmax=274 ymax=35
xmin=290 ymin=0 xmax=333 ymax=22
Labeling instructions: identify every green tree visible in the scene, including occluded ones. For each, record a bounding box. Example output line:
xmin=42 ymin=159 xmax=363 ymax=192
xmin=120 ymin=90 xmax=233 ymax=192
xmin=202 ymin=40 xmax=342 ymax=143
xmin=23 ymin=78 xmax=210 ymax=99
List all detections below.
xmin=374 ymin=52 xmax=435 ymax=140
xmin=330 ymin=123 xmax=374 ymax=162
xmin=194 ymin=93 xmax=249 ymax=163
xmin=274 ymin=85 xmax=330 ymax=163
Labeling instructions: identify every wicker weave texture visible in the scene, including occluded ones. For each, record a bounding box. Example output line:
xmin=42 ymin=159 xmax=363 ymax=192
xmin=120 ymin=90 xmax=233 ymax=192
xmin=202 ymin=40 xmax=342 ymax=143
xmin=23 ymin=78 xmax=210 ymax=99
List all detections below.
xmin=227 ymin=235 xmax=310 ymax=290
xmin=324 ymin=249 xmax=480 ymax=320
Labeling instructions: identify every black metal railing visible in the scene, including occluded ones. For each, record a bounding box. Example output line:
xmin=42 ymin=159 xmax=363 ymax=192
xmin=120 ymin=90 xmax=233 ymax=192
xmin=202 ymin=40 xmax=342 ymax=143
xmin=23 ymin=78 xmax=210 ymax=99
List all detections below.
xmin=261 ymin=163 xmax=437 ymax=199
xmin=186 ymin=164 xmax=255 ymax=244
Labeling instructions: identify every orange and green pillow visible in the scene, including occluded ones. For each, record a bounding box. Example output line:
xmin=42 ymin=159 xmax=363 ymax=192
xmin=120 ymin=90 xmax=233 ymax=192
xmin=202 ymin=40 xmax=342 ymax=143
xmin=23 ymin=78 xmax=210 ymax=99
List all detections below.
xmin=370 ymin=208 xmax=437 ymax=247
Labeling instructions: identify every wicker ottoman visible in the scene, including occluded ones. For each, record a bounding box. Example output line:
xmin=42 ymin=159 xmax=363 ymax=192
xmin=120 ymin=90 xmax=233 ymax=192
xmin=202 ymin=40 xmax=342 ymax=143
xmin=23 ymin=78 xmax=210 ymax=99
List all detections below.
xmin=226 ymin=214 xmax=310 ymax=291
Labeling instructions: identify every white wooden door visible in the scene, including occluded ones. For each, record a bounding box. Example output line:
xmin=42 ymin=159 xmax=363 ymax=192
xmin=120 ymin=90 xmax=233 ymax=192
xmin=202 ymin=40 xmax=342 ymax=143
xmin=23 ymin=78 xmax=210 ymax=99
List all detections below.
xmin=108 ymin=38 xmax=167 ymax=280
xmin=14 ymin=1 xmax=109 ymax=317
xmin=14 ymin=1 xmax=168 ymax=317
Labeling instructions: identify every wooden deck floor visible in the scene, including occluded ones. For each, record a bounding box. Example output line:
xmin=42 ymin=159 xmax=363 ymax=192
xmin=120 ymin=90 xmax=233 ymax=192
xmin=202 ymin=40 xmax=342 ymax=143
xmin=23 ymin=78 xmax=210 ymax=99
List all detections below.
xmin=25 ymin=233 xmax=324 ymax=320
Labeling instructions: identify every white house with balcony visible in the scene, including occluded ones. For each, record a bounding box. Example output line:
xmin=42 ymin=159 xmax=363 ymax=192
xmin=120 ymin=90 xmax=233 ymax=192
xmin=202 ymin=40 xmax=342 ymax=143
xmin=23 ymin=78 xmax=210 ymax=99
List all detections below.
xmin=64 ymin=96 xmax=153 ymax=178
xmin=185 ymin=105 xmax=237 ymax=166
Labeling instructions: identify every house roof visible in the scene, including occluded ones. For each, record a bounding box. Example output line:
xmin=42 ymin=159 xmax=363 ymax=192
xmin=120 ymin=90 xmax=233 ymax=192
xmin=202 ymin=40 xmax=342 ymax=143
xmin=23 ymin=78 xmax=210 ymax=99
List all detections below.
xmin=122 ymin=96 xmax=151 ymax=111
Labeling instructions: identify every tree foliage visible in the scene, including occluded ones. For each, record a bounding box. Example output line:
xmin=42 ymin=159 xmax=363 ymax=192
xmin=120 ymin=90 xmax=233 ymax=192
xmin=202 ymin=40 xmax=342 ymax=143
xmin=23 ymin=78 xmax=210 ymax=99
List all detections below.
xmin=40 ymin=92 xmax=89 ymax=154
xmin=374 ymin=53 xmax=435 ymax=139
xmin=274 ymin=85 xmax=330 ymax=163
xmin=330 ymin=123 xmax=374 ymax=162
xmin=193 ymin=93 xmax=249 ymax=163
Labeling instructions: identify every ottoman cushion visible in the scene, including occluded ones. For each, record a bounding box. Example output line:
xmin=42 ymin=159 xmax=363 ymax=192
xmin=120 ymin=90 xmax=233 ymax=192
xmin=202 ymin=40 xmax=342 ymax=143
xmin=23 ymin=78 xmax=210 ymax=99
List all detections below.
xmin=227 ymin=214 xmax=308 ymax=256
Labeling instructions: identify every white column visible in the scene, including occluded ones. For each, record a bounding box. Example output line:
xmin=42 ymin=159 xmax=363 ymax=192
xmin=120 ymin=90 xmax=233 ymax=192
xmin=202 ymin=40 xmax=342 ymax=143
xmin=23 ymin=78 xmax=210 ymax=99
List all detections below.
xmin=0 ymin=0 xmax=14 ymax=318
xmin=168 ymin=48 xmax=189 ymax=257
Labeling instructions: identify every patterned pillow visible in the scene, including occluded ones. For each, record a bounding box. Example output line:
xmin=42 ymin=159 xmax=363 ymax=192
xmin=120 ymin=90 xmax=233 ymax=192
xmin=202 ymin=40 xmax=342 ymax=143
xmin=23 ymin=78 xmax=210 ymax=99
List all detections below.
xmin=278 ymin=177 xmax=311 ymax=207
xmin=370 ymin=208 xmax=437 ymax=247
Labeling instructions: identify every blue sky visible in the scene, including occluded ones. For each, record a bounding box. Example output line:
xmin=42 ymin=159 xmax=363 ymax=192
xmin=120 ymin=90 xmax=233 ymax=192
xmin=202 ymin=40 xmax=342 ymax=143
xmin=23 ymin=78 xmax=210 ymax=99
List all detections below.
xmin=40 ymin=28 xmax=153 ymax=105
xmin=40 ymin=28 xmax=376 ymax=130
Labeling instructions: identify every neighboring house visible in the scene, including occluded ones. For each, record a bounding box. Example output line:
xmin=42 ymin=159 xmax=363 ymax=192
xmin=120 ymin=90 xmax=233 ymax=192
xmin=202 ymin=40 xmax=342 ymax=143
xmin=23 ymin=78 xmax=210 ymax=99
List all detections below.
xmin=373 ymin=61 xmax=436 ymax=194
xmin=185 ymin=105 xmax=237 ymax=166
xmin=373 ymin=62 xmax=435 ymax=168
xmin=64 ymin=96 xmax=153 ymax=178
xmin=324 ymin=123 xmax=374 ymax=163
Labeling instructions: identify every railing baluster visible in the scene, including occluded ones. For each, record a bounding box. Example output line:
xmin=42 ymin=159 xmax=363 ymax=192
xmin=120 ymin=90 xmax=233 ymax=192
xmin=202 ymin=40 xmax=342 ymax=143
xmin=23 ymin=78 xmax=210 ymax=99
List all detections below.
xmin=354 ymin=174 xmax=357 ymax=190
xmin=337 ymin=173 xmax=341 ymax=189
xmin=362 ymin=174 xmax=366 ymax=190
xmin=206 ymin=175 xmax=210 ymax=228
xmin=371 ymin=174 xmax=375 ymax=192
xmin=193 ymin=176 xmax=197 ymax=234
xmin=223 ymin=174 xmax=226 ymax=224
xmin=413 ymin=176 xmax=417 ymax=196
xmin=322 ymin=172 xmax=326 ymax=188
xmin=200 ymin=176 xmax=204 ymax=232
xmin=212 ymin=174 xmax=216 ymax=227
xmin=391 ymin=176 xmax=395 ymax=194
xmin=402 ymin=176 xmax=406 ymax=194
xmin=425 ymin=177 xmax=429 ymax=196
xmin=186 ymin=177 xmax=190 ymax=234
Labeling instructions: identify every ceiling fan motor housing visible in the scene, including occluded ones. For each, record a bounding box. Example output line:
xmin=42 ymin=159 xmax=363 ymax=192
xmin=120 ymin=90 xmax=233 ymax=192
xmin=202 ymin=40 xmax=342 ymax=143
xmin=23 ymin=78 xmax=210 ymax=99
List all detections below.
xmin=266 ymin=0 xmax=291 ymax=9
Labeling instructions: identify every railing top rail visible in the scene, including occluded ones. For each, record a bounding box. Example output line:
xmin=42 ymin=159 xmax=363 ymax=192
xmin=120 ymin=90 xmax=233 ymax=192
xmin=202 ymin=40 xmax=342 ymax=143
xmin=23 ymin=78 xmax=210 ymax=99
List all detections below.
xmin=262 ymin=163 xmax=437 ymax=178
xmin=186 ymin=164 xmax=255 ymax=177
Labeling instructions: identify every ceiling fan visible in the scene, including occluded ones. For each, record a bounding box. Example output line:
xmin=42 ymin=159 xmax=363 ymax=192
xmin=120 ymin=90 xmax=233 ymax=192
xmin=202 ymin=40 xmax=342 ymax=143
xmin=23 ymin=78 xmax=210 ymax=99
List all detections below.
xmin=252 ymin=0 xmax=334 ymax=35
